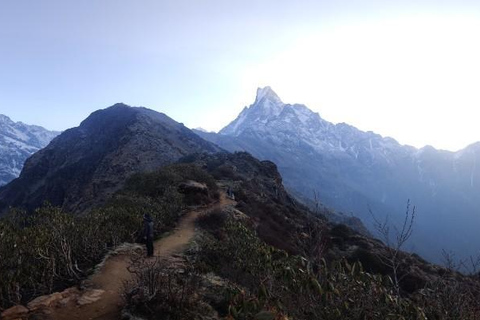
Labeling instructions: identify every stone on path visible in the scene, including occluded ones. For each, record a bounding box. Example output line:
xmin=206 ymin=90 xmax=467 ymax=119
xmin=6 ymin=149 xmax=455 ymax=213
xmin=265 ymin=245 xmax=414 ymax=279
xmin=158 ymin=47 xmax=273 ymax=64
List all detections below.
xmin=76 ymin=289 xmax=105 ymax=306
xmin=27 ymin=292 xmax=64 ymax=311
xmin=1 ymin=304 xmax=29 ymax=319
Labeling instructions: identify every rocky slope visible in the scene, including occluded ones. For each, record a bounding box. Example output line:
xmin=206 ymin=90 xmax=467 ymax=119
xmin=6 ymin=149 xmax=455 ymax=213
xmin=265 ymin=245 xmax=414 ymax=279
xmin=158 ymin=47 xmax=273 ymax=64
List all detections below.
xmin=0 ymin=104 xmax=221 ymax=215
xmin=0 ymin=114 xmax=59 ymax=186
xmin=195 ymin=87 xmax=480 ymax=264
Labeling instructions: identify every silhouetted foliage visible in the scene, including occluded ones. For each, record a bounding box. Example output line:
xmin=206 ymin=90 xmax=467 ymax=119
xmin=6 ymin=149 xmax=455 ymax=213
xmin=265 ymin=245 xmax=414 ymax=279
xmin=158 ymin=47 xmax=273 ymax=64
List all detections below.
xmin=195 ymin=213 xmax=480 ymax=319
xmin=123 ymin=257 xmax=208 ymax=320
xmin=0 ymin=163 xmax=217 ymax=309
xmin=196 ymin=208 xmax=228 ymax=239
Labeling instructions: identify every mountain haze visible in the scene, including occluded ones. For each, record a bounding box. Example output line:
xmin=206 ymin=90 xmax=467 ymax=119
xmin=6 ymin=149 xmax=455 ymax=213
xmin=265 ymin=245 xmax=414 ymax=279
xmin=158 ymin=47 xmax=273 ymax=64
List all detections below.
xmin=196 ymin=87 xmax=480 ymax=263
xmin=0 ymin=114 xmax=59 ymax=186
xmin=0 ymin=104 xmax=221 ymax=215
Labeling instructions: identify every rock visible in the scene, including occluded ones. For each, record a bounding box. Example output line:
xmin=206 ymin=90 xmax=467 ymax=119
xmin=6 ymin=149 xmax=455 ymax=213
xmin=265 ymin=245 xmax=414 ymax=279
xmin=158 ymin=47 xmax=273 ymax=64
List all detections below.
xmin=28 ymin=308 xmax=53 ymax=319
xmin=200 ymin=274 xmax=233 ymax=315
xmin=226 ymin=207 xmax=249 ymax=221
xmin=1 ymin=305 xmax=29 ymax=319
xmin=58 ymin=298 xmax=70 ymax=308
xmin=27 ymin=292 xmax=63 ymax=311
xmin=27 ymin=310 xmax=54 ymax=320
xmin=121 ymin=309 xmax=148 ymax=320
xmin=60 ymin=287 xmax=80 ymax=298
xmin=76 ymin=289 xmax=105 ymax=306
xmin=178 ymin=180 xmax=209 ymax=194
xmin=48 ymin=287 xmax=80 ymax=308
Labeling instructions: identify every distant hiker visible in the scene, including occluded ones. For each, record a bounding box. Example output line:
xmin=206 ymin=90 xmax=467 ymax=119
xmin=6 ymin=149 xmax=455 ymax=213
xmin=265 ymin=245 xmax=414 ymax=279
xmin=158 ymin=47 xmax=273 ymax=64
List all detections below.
xmin=227 ymin=186 xmax=235 ymax=200
xmin=142 ymin=213 xmax=154 ymax=257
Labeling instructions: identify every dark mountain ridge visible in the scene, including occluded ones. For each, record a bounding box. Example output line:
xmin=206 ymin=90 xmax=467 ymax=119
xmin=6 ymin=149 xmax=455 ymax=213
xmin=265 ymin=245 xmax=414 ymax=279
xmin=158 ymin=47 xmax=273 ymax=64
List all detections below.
xmin=0 ymin=104 xmax=221 ymax=214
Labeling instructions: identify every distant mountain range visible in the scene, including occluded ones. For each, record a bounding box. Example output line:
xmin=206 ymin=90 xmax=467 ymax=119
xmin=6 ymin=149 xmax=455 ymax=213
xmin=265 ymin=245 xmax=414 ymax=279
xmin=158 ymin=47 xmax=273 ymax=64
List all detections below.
xmin=3 ymin=104 xmax=475 ymax=319
xmin=0 ymin=104 xmax=221 ymax=214
xmin=195 ymin=87 xmax=480 ymax=263
xmin=3 ymin=94 xmax=480 ymax=265
xmin=0 ymin=115 xmax=59 ymax=186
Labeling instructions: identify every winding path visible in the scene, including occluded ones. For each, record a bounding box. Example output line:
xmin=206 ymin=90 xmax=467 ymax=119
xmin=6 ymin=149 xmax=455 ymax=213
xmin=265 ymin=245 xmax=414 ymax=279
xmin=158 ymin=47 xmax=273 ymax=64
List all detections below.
xmin=49 ymin=193 xmax=233 ymax=320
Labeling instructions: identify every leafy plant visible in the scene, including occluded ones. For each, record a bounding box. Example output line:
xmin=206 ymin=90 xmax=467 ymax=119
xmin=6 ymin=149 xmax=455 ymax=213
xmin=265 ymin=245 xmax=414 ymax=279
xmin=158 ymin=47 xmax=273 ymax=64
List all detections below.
xmin=0 ymin=163 xmax=216 ymax=309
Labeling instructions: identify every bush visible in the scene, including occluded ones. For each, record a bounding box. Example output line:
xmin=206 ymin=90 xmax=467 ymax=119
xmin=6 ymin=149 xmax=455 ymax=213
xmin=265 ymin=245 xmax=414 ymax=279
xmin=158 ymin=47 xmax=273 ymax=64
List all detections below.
xmin=330 ymin=224 xmax=353 ymax=239
xmin=123 ymin=257 xmax=209 ymax=320
xmin=349 ymin=247 xmax=390 ymax=275
xmin=196 ymin=208 xmax=227 ymax=239
xmin=125 ymin=164 xmax=218 ymax=198
xmin=194 ymin=218 xmax=458 ymax=320
xmin=0 ymin=164 xmax=205 ymax=309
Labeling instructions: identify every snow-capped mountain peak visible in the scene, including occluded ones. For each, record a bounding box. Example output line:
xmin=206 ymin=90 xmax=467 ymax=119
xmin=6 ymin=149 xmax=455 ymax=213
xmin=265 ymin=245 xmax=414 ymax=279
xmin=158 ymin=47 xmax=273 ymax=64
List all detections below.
xmin=220 ymin=87 xmax=286 ymax=136
xmin=0 ymin=114 xmax=14 ymax=125
xmin=197 ymin=86 xmax=480 ymax=264
xmin=254 ymin=86 xmax=283 ymax=106
xmin=250 ymin=86 xmax=285 ymax=120
xmin=0 ymin=114 xmax=59 ymax=186
xmin=193 ymin=127 xmax=209 ymax=133
xmin=219 ymin=86 xmax=410 ymax=162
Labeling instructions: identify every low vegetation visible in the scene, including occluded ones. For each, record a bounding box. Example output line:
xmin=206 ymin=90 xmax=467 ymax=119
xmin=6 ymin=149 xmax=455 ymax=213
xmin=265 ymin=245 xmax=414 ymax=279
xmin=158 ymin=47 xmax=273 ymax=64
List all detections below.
xmin=2 ymin=152 xmax=480 ymax=319
xmin=123 ymin=257 xmax=209 ymax=320
xmin=194 ymin=210 xmax=480 ymax=319
xmin=0 ymin=164 xmax=218 ymax=310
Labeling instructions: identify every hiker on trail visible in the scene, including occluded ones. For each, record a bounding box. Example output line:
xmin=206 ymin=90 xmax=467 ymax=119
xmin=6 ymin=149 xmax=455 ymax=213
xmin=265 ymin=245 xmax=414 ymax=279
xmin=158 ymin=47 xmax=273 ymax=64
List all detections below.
xmin=143 ymin=213 xmax=154 ymax=257
xmin=227 ymin=186 xmax=235 ymax=200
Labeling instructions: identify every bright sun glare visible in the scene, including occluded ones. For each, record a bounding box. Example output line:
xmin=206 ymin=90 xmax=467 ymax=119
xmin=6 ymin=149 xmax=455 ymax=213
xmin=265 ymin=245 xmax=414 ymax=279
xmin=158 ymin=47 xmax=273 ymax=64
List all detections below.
xmin=239 ymin=14 xmax=480 ymax=151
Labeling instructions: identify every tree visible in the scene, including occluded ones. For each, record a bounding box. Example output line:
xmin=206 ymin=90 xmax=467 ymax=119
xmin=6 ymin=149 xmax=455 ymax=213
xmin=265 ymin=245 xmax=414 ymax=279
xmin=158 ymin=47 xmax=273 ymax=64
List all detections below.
xmin=370 ymin=200 xmax=416 ymax=296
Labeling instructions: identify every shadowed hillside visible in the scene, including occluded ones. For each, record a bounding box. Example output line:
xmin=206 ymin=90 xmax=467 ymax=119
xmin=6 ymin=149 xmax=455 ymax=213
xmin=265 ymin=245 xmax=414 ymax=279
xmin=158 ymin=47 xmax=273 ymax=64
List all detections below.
xmin=0 ymin=104 xmax=221 ymax=215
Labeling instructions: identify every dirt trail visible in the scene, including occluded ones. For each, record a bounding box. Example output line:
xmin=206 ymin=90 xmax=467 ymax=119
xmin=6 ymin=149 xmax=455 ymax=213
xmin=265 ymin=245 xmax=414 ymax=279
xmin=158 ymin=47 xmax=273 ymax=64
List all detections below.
xmin=50 ymin=194 xmax=234 ymax=320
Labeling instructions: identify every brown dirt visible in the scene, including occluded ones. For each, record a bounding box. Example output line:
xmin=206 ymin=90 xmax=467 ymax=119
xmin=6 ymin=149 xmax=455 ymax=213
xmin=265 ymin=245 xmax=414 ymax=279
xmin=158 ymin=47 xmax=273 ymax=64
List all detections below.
xmin=49 ymin=193 xmax=234 ymax=320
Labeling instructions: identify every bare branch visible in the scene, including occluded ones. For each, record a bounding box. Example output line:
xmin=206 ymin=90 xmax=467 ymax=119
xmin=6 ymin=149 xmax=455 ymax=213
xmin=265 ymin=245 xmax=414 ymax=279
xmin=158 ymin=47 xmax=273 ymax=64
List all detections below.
xmin=369 ymin=200 xmax=417 ymax=297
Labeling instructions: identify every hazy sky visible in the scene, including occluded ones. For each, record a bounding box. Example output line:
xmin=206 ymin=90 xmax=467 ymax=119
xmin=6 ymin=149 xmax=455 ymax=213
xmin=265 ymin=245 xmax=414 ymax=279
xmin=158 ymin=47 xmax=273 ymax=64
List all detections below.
xmin=1 ymin=0 xmax=480 ymax=151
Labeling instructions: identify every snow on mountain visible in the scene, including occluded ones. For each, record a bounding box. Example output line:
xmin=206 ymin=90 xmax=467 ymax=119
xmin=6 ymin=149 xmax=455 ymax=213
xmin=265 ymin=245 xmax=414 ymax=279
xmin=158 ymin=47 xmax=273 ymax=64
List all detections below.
xmin=0 ymin=114 xmax=59 ymax=186
xmin=220 ymin=86 xmax=412 ymax=164
xmin=193 ymin=127 xmax=209 ymax=133
xmin=198 ymin=86 xmax=480 ymax=264
xmin=0 ymin=104 xmax=222 ymax=214
xmin=220 ymin=86 xmax=285 ymax=136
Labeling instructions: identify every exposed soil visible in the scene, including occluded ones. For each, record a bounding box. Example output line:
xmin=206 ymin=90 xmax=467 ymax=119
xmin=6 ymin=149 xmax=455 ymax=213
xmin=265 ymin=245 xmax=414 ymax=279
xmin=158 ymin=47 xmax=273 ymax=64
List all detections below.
xmin=48 ymin=193 xmax=234 ymax=320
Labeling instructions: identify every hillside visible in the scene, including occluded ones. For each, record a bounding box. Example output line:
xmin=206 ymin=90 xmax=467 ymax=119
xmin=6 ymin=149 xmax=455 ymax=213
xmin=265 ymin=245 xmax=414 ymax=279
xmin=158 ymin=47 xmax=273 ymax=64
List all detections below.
xmin=195 ymin=87 xmax=480 ymax=264
xmin=3 ymin=151 xmax=479 ymax=319
xmin=0 ymin=104 xmax=221 ymax=215
xmin=0 ymin=103 xmax=479 ymax=319
xmin=0 ymin=114 xmax=59 ymax=186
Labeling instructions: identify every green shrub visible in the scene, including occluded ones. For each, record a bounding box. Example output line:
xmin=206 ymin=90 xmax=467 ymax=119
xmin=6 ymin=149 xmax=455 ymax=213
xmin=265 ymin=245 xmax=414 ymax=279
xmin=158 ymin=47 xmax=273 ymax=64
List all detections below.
xmin=0 ymin=163 xmax=218 ymax=309
xmin=195 ymin=218 xmax=464 ymax=320
xmin=123 ymin=257 xmax=209 ymax=320
xmin=196 ymin=208 xmax=228 ymax=239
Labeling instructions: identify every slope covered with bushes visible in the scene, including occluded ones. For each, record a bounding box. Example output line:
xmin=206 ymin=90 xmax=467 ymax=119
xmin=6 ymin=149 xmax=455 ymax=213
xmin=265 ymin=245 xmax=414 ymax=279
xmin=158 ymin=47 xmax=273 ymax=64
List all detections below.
xmin=186 ymin=152 xmax=480 ymax=319
xmin=0 ymin=163 xmax=218 ymax=310
xmin=2 ymin=151 xmax=480 ymax=319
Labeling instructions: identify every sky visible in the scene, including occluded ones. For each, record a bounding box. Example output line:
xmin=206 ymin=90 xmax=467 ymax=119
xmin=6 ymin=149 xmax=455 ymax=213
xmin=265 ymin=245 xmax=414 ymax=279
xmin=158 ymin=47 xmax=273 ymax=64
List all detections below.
xmin=1 ymin=0 xmax=480 ymax=151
